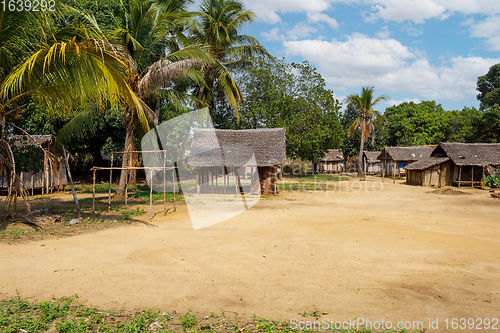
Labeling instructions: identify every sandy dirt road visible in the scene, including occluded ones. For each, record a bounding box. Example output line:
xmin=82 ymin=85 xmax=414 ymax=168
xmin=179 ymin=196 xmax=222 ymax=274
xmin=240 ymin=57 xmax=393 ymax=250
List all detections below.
xmin=1 ymin=178 xmax=499 ymax=332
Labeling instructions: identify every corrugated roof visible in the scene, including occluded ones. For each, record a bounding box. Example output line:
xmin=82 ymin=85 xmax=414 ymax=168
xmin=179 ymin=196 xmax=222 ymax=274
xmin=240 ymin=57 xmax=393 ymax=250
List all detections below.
xmin=363 ymin=151 xmax=381 ymax=163
xmin=378 ymin=146 xmax=435 ymax=161
xmin=320 ymin=149 xmax=343 ymax=162
xmin=188 ymin=128 xmax=286 ymax=167
xmin=405 ymin=157 xmax=450 ymax=171
xmin=434 ymin=142 xmax=500 ymax=166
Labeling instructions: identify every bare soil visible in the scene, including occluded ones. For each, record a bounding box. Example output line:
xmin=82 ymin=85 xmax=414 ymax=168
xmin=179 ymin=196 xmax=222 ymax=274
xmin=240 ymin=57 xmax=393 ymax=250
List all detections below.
xmin=1 ymin=177 xmax=499 ymax=332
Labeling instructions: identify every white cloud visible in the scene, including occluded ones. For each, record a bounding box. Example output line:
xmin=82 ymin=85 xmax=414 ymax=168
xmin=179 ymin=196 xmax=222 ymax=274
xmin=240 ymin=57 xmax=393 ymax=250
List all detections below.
xmin=283 ymin=34 xmax=500 ymax=102
xmin=261 ymin=28 xmax=284 ymax=41
xmin=469 ymin=15 xmax=500 ymax=51
xmin=366 ymin=0 xmax=446 ymax=23
xmin=261 ymin=24 xmax=318 ymax=42
xmin=375 ymin=26 xmax=391 ymax=39
xmin=286 ymin=23 xmax=318 ymax=40
xmin=243 ymin=0 xmax=332 ymax=23
xmin=307 ymin=12 xmax=339 ymax=29
xmin=387 ymin=98 xmax=421 ymax=106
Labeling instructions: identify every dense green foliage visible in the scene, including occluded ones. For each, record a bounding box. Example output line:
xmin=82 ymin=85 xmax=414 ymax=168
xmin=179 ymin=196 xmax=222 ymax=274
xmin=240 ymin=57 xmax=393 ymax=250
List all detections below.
xmin=228 ymin=58 xmax=343 ymax=162
xmin=477 ymin=63 xmax=500 ymax=110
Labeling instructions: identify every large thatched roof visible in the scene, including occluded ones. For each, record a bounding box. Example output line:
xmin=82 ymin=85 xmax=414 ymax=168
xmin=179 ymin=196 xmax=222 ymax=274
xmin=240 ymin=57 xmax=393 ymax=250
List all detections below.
xmin=363 ymin=151 xmax=381 ymax=163
xmin=189 ymin=128 xmax=286 ymax=167
xmin=320 ymin=149 xmax=343 ymax=162
xmin=378 ymin=146 xmax=435 ymax=162
xmin=405 ymin=157 xmax=450 ymax=171
xmin=432 ymin=142 xmax=500 ymax=166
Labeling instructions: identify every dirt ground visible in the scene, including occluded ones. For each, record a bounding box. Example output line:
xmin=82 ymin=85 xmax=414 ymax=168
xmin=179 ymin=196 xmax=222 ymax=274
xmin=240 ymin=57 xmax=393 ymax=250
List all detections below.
xmin=1 ymin=177 xmax=499 ymax=332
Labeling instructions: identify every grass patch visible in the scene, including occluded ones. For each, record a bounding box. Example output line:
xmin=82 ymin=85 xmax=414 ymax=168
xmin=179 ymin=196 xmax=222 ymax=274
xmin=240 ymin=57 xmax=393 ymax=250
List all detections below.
xmin=0 ymin=295 xmax=426 ymax=333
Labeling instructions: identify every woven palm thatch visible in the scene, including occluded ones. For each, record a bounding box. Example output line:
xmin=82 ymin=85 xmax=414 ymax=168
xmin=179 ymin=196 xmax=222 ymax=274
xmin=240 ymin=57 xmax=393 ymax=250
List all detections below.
xmin=320 ymin=149 xmax=343 ymax=162
xmin=363 ymin=151 xmax=380 ymax=163
xmin=378 ymin=146 xmax=435 ymax=162
xmin=189 ymin=128 xmax=286 ymax=167
xmin=405 ymin=157 xmax=450 ymax=171
xmin=432 ymin=142 xmax=500 ymax=166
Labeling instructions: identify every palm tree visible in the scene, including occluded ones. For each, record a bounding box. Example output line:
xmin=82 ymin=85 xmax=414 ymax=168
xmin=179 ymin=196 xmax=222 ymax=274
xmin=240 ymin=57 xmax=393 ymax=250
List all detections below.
xmin=345 ymin=86 xmax=388 ymax=177
xmin=0 ymin=8 xmax=146 ymax=210
xmin=103 ymin=0 xmax=212 ymax=196
xmin=190 ymin=0 xmax=270 ymax=120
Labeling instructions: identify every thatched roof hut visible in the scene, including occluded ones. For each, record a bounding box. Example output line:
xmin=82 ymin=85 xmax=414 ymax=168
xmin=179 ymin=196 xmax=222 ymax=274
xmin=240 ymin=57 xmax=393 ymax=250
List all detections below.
xmin=432 ymin=142 xmax=500 ymax=166
xmin=1 ymin=135 xmax=67 ymax=192
xmin=189 ymin=128 xmax=286 ymax=195
xmin=406 ymin=143 xmax=500 ymax=187
xmin=378 ymin=146 xmax=435 ymax=176
xmin=317 ymin=149 xmax=343 ymax=173
xmin=189 ymin=128 xmax=286 ymax=167
xmin=362 ymin=151 xmax=382 ymax=174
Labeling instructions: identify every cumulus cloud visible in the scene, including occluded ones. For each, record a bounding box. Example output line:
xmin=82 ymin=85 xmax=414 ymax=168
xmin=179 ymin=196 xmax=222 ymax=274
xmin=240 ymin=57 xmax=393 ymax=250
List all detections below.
xmin=242 ymin=0 xmax=332 ymax=23
xmin=283 ymin=34 xmax=500 ymax=102
xmin=469 ymin=15 xmax=500 ymax=50
xmin=307 ymin=12 xmax=339 ymax=29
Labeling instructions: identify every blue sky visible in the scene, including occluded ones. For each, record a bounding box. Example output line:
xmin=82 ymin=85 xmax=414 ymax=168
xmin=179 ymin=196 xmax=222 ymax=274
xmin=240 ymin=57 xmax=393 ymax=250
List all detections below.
xmin=196 ymin=0 xmax=500 ymax=112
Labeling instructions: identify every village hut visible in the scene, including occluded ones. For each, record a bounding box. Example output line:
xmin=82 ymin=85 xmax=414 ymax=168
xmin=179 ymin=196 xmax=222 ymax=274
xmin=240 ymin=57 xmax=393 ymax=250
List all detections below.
xmin=0 ymin=135 xmax=68 ymax=193
xmin=406 ymin=142 xmax=500 ymax=187
xmin=378 ymin=146 xmax=435 ymax=177
xmin=188 ymin=128 xmax=286 ymax=195
xmin=362 ymin=151 xmax=382 ymax=175
xmin=317 ymin=149 xmax=343 ymax=174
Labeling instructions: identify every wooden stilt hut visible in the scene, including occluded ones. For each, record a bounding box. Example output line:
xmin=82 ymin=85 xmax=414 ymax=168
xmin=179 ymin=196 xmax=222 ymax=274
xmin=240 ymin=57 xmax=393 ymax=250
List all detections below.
xmin=362 ymin=151 xmax=382 ymax=175
xmin=378 ymin=146 xmax=435 ymax=177
xmin=406 ymin=142 xmax=500 ymax=187
xmin=188 ymin=128 xmax=286 ymax=195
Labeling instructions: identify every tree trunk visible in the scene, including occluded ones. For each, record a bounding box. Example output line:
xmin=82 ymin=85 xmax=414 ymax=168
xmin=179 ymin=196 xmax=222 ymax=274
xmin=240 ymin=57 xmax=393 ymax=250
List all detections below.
xmin=358 ymin=118 xmax=365 ymax=177
xmin=117 ymin=109 xmax=137 ymax=196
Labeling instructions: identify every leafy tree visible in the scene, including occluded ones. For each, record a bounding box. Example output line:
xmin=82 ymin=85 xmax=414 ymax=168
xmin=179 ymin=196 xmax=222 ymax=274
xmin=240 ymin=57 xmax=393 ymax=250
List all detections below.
xmin=232 ymin=57 xmax=343 ymax=164
xmin=345 ymin=87 xmax=388 ymax=176
xmin=445 ymin=107 xmax=481 ymax=143
xmin=477 ymin=63 xmax=500 ymax=110
xmin=385 ymin=101 xmax=449 ymax=146
xmin=473 ymin=105 xmax=500 ymax=143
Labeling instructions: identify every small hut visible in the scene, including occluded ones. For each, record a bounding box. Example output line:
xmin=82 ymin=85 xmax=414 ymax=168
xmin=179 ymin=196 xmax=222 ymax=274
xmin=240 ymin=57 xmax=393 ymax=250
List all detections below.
xmin=317 ymin=149 xmax=343 ymax=174
xmin=189 ymin=128 xmax=286 ymax=195
xmin=406 ymin=142 xmax=500 ymax=187
xmin=362 ymin=151 xmax=381 ymax=175
xmin=378 ymin=146 xmax=435 ymax=177
xmin=0 ymin=135 xmax=68 ymax=192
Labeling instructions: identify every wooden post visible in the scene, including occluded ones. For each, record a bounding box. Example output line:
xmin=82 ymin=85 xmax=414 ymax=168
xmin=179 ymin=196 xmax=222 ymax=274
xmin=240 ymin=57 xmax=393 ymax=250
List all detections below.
xmin=471 ymin=166 xmax=474 ymax=188
xmin=197 ymin=169 xmax=200 ymax=194
xmin=438 ymin=164 xmax=442 ymax=188
xmin=173 ymin=165 xmax=176 ymax=212
xmin=108 ymin=154 xmax=113 ymax=212
xmin=235 ymin=167 xmax=238 ymax=195
xmin=458 ymin=165 xmax=462 ymax=188
xmin=148 ymin=169 xmax=153 ymax=219
xmin=62 ymin=146 xmax=81 ymax=218
xmin=92 ymin=168 xmax=96 ymax=214
xmin=163 ymin=152 xmax=166 ymax=214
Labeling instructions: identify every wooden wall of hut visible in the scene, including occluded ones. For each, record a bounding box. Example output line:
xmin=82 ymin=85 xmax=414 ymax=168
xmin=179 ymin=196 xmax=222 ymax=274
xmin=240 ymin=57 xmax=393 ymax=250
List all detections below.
xmin=0 ymin=159 xmax=67 ymax=192
xmin=406 ymin=161 xmax=451 ymax=187
xmin=318 ymin=161 xmax=343 ymax=174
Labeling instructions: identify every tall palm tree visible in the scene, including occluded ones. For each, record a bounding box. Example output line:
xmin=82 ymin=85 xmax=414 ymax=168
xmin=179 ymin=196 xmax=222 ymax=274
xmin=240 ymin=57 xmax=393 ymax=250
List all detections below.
xmin=345 ymin=86 xmax=388 ymax=177
xmin=103 ymin=0 xmax=212 ymax=196
xmin=190 ymin=0 xmax=270 ymax=120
